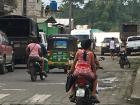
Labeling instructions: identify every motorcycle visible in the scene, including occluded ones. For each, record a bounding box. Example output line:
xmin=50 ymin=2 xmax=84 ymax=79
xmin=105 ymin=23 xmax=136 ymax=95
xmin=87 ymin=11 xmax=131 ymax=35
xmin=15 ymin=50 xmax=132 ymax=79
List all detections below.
xmin=28 ymin=58 xmax=47 ymax=81
xmin=119 ymin=51 xmax=130 ymax=68
xmin=72 ymin=75 xmax=96 ymax=105
xmin=68 ymin=57 xmax=104 ymax=105
xmin=69 ymin=67 xmax=103 ymax=105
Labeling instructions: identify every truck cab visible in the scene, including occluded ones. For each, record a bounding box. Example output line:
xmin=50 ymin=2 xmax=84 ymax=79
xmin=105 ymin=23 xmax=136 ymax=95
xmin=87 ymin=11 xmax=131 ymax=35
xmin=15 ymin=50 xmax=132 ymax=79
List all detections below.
xmin=126 ymin=36 xmax=140 ymax=55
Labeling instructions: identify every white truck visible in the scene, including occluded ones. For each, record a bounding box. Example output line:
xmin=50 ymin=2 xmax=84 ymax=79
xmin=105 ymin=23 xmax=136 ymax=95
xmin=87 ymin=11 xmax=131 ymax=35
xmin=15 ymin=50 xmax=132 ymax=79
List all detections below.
xmin=70 ymin=29 xmax=95 ymax=49
xmin=126 ymin=36 xmax=140 ymax=55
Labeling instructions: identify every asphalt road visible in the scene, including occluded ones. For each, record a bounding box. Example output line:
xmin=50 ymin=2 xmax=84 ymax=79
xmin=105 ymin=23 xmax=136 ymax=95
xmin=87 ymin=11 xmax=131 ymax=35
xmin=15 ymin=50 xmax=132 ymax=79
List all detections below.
xmin=0 ymin=55 xmax=138 ymax=105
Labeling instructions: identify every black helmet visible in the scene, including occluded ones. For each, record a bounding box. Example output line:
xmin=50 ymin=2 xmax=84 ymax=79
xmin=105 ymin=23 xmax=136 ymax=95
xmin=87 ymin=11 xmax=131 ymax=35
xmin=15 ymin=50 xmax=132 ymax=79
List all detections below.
xmin=81 ymin=39 xmax=92 ymax=50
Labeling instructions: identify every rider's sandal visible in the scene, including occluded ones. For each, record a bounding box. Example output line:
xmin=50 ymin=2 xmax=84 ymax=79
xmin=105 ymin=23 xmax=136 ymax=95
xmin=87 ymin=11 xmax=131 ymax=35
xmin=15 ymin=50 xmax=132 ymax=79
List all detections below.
xmin=69 ymin=94 xmax=75 ymax=102
xmin=41 ymin=71 xmax=47 ymax=77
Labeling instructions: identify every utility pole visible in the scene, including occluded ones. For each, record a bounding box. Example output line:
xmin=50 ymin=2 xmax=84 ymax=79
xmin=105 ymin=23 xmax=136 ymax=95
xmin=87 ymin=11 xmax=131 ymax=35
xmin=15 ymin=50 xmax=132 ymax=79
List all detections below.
xmin=22 ymin=0 xmax=27 ymax=16
xmin=69 ymin=0 xmax=72 ymax=34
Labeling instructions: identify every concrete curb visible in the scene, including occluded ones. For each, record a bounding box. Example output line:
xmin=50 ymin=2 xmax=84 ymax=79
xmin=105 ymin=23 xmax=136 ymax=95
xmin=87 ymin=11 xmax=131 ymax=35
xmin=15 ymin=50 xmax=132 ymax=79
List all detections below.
xmin=131 ymin=67 xmax=140 ymax=103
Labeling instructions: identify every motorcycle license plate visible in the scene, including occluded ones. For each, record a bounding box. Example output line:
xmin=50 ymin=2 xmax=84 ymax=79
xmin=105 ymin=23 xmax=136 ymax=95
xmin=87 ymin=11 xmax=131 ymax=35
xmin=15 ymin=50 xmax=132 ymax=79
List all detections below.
xmin=76 ymin=88 xmax=85 ymax=97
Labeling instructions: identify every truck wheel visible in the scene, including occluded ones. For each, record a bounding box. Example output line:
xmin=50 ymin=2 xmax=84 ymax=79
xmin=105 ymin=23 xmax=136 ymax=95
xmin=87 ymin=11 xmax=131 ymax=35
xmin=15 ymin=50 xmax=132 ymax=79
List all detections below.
xmin=0 ymin=58 xmax=6 ymax=74
xmin=7 ymin=60 xmax=15 ymax=72
xmin=7 ymin=57 xmax=15 ymax=72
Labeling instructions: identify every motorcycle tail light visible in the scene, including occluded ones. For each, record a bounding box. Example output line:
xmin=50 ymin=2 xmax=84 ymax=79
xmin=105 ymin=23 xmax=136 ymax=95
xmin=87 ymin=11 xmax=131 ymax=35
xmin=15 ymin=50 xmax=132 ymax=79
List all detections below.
xmin=76 ymin=77 xmax=87 ymax=87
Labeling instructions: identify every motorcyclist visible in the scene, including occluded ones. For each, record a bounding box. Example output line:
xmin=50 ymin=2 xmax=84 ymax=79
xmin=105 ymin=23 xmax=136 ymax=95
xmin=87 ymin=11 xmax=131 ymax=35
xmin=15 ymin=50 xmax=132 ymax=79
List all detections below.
xmin=69 ymin=39 xmax=100 ymax=103
xmin=26 ymin=37 xmax=47 ymax=76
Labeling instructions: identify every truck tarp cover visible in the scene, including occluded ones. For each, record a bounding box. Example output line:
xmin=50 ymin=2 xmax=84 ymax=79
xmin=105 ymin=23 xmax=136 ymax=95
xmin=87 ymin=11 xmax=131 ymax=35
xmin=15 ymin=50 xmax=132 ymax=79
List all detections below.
xmin=0 ymin=18 xmax=30 ymax=37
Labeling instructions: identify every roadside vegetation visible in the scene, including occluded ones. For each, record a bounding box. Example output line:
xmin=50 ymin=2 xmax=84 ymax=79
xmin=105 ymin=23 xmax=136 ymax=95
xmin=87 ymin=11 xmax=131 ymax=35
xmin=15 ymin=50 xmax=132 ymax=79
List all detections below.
xmin=58 ymin=0 xmax=140 ymax=31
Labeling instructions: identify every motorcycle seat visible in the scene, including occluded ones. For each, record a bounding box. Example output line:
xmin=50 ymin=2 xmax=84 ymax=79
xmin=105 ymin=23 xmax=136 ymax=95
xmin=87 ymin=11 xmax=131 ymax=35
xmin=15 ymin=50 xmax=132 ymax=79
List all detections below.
xmin=29 ymin=57 xmax=41 ymax=62
xmin=76 ymin=74 xmax=93 ymax=82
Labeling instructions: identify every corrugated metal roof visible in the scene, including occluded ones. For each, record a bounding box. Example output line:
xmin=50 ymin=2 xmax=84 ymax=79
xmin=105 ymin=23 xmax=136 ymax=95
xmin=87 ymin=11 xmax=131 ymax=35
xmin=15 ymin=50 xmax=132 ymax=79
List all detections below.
xmin=37 ymin=18 xmax=73 ymax=25
xmin=37 ymin=18 xmax=48 ymax=23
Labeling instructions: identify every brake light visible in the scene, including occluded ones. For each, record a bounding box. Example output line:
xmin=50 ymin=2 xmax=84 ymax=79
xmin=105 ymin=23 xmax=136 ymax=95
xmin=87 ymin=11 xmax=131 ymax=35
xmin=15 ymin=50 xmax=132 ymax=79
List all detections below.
xmin=76 ymin=76 xmax=87 ymax=86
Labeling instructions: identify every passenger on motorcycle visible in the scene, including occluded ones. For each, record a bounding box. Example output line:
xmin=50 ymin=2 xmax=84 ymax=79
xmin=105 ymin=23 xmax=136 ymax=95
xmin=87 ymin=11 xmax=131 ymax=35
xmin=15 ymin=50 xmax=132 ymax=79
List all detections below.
xmin=69 ymin=39 xmax=100 ymax=103
xmin=26 ymin=37 xmax=46 ymax=76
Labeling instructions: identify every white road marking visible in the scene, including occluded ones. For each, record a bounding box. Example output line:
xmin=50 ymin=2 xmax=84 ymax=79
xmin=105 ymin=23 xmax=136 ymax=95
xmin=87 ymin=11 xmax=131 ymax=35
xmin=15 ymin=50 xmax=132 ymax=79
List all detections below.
xmin=0 ymin=83 xmax=6 ymax=88
xmin=0 ymin=94 xmax=10 ymax=99
xmin=37 ymin=83 xmax=65 ymax=85
xmin=25 ymin=94 xmax=51 ymax=103
xmin=2 ymin=89 xmax=26 ymax=91
xmin=0 ymin=83 xmax=6 ymax=85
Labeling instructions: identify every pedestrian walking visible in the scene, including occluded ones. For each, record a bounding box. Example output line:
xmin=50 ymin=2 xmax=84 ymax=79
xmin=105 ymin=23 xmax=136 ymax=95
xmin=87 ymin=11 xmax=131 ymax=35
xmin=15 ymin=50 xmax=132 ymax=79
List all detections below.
xmin=109 ymin=37 xmax=116 ymax=60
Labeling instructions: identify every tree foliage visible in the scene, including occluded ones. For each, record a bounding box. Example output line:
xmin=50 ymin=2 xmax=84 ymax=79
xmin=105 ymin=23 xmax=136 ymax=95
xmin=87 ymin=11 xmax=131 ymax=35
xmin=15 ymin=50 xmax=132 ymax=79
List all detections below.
xmin=60 ymin=0 xmax=140 ymax=31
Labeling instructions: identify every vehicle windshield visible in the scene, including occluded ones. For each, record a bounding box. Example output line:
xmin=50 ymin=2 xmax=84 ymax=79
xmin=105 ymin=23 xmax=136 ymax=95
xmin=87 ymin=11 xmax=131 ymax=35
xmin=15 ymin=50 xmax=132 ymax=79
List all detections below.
xmin=72 ymin=35 xmax=89 ymax=41
xmin=103 ymin=38 xmax=119 ymax=43
xmin=128 ymin=37 xmax=140 ymax=41
xmin=53 ymin=40 xmax=67 ymax=48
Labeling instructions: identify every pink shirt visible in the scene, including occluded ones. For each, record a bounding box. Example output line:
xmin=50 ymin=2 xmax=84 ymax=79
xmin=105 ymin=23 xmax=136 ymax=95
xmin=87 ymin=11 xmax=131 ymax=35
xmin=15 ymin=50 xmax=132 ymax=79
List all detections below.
xmin=27 ymin=43 xmax=41 ymax=57
xmin=74 ymin=49 xmax=94 ymax=74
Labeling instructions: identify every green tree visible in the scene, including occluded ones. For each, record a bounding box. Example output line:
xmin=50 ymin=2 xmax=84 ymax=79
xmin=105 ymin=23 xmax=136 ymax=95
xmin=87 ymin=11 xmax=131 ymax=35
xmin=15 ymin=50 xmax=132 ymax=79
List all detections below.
xmin=60 ymin=0 xmax=140 ymax=31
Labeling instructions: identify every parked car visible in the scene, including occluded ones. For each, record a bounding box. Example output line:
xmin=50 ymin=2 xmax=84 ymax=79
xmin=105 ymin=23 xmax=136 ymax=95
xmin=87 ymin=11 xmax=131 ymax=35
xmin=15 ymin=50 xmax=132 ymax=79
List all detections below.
xmin=101 ymin=37 xmax=120 ymax=55
xmin=126 ymin=36 xmax=140 ymax=55
xmin=0 ymin=30 xmax=14 ymax=74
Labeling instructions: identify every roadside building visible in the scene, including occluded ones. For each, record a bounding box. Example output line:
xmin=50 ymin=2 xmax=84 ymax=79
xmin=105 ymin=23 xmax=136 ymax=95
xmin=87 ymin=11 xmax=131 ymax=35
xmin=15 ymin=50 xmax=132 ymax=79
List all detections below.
xmin=11 ymin=0 xmax=42 ymax=21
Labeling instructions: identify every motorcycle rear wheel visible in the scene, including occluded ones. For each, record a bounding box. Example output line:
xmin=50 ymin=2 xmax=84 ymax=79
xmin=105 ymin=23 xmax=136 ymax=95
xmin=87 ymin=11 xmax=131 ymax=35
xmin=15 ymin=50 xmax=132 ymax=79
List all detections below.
xmin=76 ymin=98 xmax=92 ymax=105
xmin=126 ymin=62 xmax=131 ymax=68
xmin=119 ymin=60 xmax=124 ymax=68
xmin=40 ymin=74 xmax=45 ymax=80
xmin=30 ymin=66 xmax=37 ymax=81
xmin=76 ymin=98 xmax=84 ymax=105
xmin=120 ymin=63 xmax=124 ymax=68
